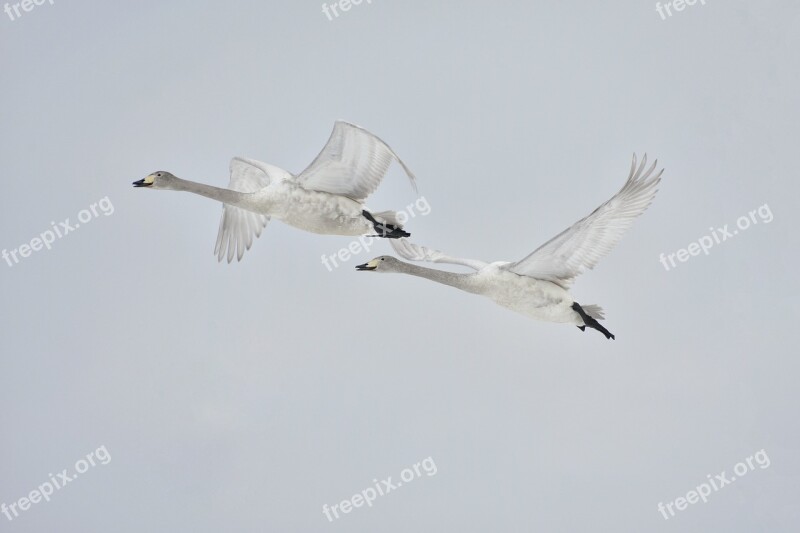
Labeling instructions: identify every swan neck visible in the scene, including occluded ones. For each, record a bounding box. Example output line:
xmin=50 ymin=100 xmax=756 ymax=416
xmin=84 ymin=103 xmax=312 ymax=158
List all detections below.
xmin=172 ymin=177 xmax=251 ymax=209
xmin=398 ymin=262 xmax=476 ymax=292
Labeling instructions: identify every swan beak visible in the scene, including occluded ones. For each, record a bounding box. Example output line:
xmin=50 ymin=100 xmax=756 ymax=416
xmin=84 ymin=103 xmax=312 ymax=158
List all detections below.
xmin=355 ymin=260 xmax=378 ymax=271
xmin=133 ymin=175 xmax=154 ymax=188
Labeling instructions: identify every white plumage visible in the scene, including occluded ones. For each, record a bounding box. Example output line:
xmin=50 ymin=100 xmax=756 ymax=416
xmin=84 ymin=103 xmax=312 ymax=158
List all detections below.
xmin=134 ymin=121 xmax=417 ymax=263
xmin=359 ymin=154 xmax=664 ymax=339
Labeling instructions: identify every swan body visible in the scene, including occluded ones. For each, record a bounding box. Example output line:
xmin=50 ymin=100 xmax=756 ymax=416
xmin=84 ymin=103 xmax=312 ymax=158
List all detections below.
xmin=474 ymin=264 xmax=579 ymax=323
xmin=245 ymin=180 xmax=372 ymax=236
xmin=133 ymin=121 xmax=417 ymax=262
xmin=357 ymin=154 xmax=665 ymax=339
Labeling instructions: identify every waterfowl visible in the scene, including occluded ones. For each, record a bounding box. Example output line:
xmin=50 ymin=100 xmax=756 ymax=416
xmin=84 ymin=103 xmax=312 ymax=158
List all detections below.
xmin=133 ymin=121 xmax=417 ymax=262
xmin=356 ymin=154 xmax=664 ymax=339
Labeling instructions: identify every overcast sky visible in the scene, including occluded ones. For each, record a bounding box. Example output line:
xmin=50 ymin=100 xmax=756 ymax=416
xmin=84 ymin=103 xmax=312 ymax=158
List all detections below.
xmin=1 ymin=1 xmax=799 ymax=531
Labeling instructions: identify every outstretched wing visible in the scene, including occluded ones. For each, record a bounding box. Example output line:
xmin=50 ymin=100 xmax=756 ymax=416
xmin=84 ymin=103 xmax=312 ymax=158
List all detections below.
xmin=214 ymin=157 xmax=291 ymax=263
xmin=390 ymin=239 xmax=488 ymax=271
xmin=296 ymin=121 xmax=417 ymax=200
xmin=505 ymin=154 xmax=663 ymax=287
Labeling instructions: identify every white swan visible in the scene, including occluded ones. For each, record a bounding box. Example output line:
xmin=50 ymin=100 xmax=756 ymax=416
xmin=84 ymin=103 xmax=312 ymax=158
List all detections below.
xmin=356 ymin=154 xmax=664 ymax=339
xmin=133 ymin=121 xmax=417 ymax=262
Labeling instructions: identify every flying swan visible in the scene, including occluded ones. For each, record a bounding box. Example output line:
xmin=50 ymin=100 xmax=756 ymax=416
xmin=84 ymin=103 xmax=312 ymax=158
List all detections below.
xmin=133 ymin=121 xmax=417 ymax=262
xmin=356 ymin=154 xmax=664 ymax=339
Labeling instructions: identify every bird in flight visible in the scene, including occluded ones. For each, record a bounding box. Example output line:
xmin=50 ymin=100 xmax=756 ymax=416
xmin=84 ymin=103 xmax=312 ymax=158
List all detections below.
xmin=356 ymin=154 xmax=664 ymax=339
xmin=133 ymin=121 xmax=417 ymax=262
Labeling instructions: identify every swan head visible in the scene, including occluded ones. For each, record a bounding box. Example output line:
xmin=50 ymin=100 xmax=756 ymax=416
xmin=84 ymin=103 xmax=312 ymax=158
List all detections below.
xmin=355 ymin=256 xmax=403 ymax=272
xmin=133 ymin=171 xmax=179 ymax=189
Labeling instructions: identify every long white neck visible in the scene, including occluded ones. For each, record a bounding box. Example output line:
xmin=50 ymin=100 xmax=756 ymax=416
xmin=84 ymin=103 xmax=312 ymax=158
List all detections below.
xmin=391 ymin=261 xmax=479 ymax=293
xmin=168 ymin=177 xmax=264 ymax=211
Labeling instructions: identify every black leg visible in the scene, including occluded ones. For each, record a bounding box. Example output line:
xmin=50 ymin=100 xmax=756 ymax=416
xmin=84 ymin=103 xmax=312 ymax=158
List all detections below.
xmin=572 ymin=302 xmax=615 ymax=340
xmin=361 ymin=210 xmax=410 ymax=239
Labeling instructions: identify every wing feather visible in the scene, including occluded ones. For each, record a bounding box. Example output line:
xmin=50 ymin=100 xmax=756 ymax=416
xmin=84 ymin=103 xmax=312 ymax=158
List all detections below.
xmin=390 ymin=239 xmax=488 ymax=271
xmin=214 ymin=157 xmax=291 ymax=263
xmin=505 ymin=154 xmax=663 ymax=287
xmin=296 ymin=121 xmax=417 ymax=200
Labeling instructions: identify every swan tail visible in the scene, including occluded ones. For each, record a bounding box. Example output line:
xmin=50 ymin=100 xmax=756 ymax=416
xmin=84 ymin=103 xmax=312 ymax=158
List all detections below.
xmin=572 ymin=302 xmax=615 ymax=340
xmin=371 ymin=210 xmax=402 ymax=227
xmin=581 ymin=304 xmax=605 ymax=320
xmin=362 ymin=210 xmax=410 ymax=239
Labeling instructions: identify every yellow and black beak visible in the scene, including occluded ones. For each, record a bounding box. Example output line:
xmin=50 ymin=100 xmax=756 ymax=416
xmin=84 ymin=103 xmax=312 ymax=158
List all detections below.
xmin=133 ymin=175 xmax=154 ymax=188
xmin=355 ymin=259 xmax=379 ymax=271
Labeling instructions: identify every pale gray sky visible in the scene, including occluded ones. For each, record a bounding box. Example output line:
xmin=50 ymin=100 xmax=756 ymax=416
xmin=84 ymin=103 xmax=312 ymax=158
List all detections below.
xmin=1 ymin=1 xmax=798 ymax=531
